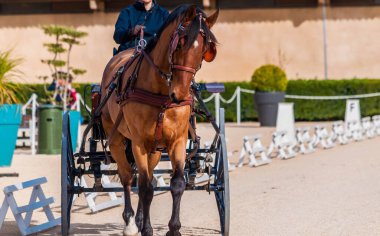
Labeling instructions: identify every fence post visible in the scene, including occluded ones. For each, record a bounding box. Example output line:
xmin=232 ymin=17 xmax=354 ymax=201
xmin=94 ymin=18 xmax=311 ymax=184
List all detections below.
xmin=75 ymin=94 xmax=81 ymax=112
xmin=237 ymin=87 xmax=241 ymax=125
xmin=215 ymin=93 xmax=220 ymax=126
xmin=31 ymin=94 xmax=37 ymax=156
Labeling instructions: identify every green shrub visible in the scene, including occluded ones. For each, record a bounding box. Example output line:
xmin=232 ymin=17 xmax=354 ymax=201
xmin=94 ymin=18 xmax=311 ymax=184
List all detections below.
xmin=0 ymin=50 xmax=24 ymax=104
xmin=251 ymin=64 xmax=288 ymax=92
xmin=286 ymin=79 xmax=380 ymax=121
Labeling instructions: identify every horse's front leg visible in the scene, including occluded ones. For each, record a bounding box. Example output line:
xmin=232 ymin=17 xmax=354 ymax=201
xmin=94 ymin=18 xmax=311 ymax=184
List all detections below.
xmin=132 ymin=143 xmax=158 ymax=236
xmin=102 ymin=118 xmax=137 ymax=236
xmin=167 ymin=138 xmax=187 ymax=236
xmin=108 ymin=137 xmax=137 ymax=236
xmin=135 ymin=150 xmax=162 ymax=233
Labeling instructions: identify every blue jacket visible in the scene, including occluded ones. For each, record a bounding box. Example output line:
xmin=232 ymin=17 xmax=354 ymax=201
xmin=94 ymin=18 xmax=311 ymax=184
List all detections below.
xmin=113 ymin=0 xmax=169 ymax=53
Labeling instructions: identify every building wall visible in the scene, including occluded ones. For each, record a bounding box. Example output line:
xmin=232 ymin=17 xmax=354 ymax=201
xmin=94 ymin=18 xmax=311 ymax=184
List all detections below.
xmin=1 ymin=6 xmax=380 ymax=83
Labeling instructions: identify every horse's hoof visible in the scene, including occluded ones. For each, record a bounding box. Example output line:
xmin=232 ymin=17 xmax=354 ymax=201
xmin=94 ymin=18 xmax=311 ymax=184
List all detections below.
xmin=141 ymin=227 xmax=153 ymax=236
xmin=123 ymin=221 xmax=139 ymax=236
xmin=166 ymin=231 xmax=181 ymax=236
xmin=123 ymin=230 xmax=138 ymax=236
xmin=123 ymin=232 xmax=138 ymax=236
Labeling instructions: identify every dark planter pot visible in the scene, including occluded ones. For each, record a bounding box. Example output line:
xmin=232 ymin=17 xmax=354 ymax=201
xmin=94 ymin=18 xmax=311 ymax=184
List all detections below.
xmin=0 ymin=104 xmax=22 ymax=167
xmin=254 ymin=91 xmax=285 ymax=127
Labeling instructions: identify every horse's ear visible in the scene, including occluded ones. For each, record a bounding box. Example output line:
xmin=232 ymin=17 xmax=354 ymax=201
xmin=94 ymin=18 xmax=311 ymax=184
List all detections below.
xmin=204 ymin=42 xmax=217 ymax=62
xmin=206 ymin=9 xmax=219 ymax=29
xmin=183 ymin=5 xmax=197 ymax=23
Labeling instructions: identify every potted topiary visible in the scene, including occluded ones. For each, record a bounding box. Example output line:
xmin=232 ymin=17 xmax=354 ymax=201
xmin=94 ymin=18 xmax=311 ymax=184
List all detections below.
xmin=251 ymin=64 xmax=288 ymax=127
xmin=37 ymin=25 xmax=88 ymax=154
xmin=0 ymin=50 xmax=23 ymax=166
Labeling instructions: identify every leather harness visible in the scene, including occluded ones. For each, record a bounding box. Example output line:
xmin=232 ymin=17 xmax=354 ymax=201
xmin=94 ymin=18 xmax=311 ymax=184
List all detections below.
xmin=108 ymin=17 xmax=205 ymax=154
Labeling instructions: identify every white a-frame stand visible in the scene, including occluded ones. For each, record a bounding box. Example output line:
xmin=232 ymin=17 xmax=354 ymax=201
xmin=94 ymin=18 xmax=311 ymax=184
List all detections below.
xmin=0 ymin=177 xmax=60 ymax=235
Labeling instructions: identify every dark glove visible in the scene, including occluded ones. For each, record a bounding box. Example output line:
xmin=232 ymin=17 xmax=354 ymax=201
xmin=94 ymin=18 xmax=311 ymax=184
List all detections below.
xmin=131 ymin=25 xmax=145 ymax=36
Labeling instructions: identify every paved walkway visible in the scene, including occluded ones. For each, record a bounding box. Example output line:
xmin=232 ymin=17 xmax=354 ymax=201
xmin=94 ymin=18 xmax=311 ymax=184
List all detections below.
xmin=1 ymin=123 xmax=380 ymax=235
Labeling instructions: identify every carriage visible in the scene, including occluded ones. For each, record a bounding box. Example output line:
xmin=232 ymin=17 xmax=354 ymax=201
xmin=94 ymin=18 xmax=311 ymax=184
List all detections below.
xmin=61 ymin=4 xmax=227 ymax=235
xmin=61 ymin=82 xmax=230 ymax=236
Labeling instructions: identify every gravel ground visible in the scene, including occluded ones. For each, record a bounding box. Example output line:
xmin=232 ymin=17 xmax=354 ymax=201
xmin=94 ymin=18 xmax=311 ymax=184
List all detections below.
xmin=1 ymin=122 xmax=380 ymax=236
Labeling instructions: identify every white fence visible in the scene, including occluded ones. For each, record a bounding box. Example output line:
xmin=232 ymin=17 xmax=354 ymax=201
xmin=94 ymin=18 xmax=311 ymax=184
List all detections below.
xmin=202 ymin=87 xmax=380 ymax=124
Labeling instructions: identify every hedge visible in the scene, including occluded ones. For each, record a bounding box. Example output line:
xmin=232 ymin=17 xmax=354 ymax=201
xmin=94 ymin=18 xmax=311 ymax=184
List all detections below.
xmin=13 ymin=79 xmax=380 ymax=122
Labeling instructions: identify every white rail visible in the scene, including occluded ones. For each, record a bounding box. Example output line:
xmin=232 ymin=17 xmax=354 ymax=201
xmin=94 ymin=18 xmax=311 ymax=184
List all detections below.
xmin=21 ymin=94 xmax=39 ymax=155
xmin=201 ymin=87 xmax=380 ymax=124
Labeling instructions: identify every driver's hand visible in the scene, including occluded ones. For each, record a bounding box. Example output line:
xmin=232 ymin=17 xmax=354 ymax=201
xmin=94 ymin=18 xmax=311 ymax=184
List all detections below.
xmin=132 ymin=25 xmax=145 ymax=36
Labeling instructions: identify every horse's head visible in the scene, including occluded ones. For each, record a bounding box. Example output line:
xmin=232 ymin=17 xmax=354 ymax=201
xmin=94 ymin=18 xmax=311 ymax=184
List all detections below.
xmin=166 ymin=5 xmax=219 ymax=103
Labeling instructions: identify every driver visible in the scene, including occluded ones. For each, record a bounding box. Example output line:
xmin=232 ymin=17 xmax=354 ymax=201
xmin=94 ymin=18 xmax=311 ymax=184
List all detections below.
xmin=113 ymin=0 xmax=169 ymax=54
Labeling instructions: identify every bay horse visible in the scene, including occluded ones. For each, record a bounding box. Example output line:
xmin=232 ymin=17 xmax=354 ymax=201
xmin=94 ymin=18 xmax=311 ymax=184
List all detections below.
xmin=100 ymin=4 xmax=219 ymax=236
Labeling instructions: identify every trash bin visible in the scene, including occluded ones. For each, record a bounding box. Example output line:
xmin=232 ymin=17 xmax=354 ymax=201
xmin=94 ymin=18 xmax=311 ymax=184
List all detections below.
xmin=38 ymin=105 xmax=62 ymax=154
xmin=0 ymin=104 xmax=22 ymax=166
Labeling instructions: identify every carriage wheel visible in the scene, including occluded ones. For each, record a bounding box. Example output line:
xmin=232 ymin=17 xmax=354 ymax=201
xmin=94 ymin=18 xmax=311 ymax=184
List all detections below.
xmin=61 ymin=112 xmax=76 ymax=236
xmin=214 ymin=109 xmax=230 ymax=236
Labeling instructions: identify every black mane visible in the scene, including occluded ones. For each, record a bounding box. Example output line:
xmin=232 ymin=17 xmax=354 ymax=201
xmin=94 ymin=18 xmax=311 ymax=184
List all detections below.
xmin=145 ymin=4 xmax=218 ymax=53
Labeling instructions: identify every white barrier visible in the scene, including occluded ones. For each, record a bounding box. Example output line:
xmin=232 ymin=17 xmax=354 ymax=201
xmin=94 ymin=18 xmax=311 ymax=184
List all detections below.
xmin=267 ymin=131 xmax=297 ymax=159
xmin=72 ymin=163 xmax=171 ymax=213
xmin=372 ymin=115 xmax=380 ymax=135
xmin=314 ymin=125 xmax=335 ymax=149
xmin=346 ymin=121 xmax=364 ymax=142
xmin=0 ymin=177 xmax=60 ymax=235
xmin=331 ymin=121 xmax=349 ymax=145
xmin=72 ymin=164 xmax=124 ymax=213
xmin=296 ymin=127 xmax=315 ymax=154
xmin=238 ymin=135 xmax=271 ymax=167
xmin=361 ymin=117 xmax=376 ymax=139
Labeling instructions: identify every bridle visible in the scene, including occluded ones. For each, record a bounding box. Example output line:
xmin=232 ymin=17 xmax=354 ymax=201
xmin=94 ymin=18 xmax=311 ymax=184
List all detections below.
xmin=141 ymin=14 xmax=206 ymax=86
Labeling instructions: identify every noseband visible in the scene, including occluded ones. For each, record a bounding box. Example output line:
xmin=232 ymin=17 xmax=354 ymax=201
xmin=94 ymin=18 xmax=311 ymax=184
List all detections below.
xmin=142 ymin=14 xmax=205 ymax=86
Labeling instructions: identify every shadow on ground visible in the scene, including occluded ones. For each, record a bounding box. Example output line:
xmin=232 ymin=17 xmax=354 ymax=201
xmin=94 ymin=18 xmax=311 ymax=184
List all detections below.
xmin=1 ymin=221 xmax=220 ymax=236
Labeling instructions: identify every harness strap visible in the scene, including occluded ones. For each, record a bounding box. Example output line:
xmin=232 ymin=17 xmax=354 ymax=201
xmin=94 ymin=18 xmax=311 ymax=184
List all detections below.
xmin=105 ymin=53 xmax=140 ymax=90
xmin=172 ymin=65 xmax=197 ymax=74
xmin=169 ymin=30 xmax=180 ymax=64
xmin=142 ymin=50 xmax=167 ymax=79
xmin=116 ymin=88 xmax=193 ymax=153
xmin=187 ymin=121 xmax=199 ymax=160
xmin=107 ymin=109 xmax=124 ymax=147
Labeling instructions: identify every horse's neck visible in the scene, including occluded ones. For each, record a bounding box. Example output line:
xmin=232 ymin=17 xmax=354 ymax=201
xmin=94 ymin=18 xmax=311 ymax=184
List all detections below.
xmin=134 ymin=42 xmax=170 ymax=95
xmin=134 ymin=23 xmax=178 ymax=95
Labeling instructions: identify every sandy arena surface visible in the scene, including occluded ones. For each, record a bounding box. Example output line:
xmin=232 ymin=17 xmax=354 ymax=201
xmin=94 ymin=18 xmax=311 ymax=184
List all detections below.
xmin=1 ymin=122 xmax=380 ymax=236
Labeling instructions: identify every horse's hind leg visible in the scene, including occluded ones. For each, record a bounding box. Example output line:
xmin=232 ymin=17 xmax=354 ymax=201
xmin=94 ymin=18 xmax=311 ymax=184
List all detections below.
xmin=103 ymin=121 xmax=138 ymax=236
xmin=167 ymin=139 xmax=187 ymax=236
